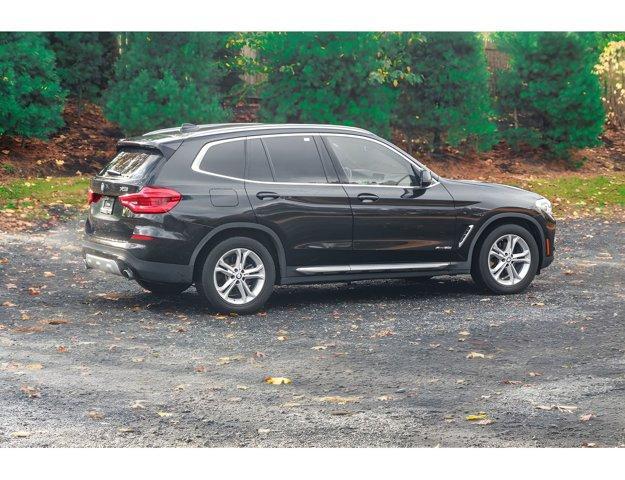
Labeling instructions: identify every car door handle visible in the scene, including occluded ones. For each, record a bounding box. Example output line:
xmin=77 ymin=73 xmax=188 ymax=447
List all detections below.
xmin=256 ymin=191 xmax=280 ymax=200
xmin=357 ymin=193 xmax=379 ymax=203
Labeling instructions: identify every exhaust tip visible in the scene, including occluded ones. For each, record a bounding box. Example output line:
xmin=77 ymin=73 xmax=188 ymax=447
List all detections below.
xmin=121 ymin=268 xmax=134 ymax=280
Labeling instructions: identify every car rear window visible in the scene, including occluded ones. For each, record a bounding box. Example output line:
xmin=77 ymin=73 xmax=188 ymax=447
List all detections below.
xmin=99 ymin=149 xmax=163 ymax=179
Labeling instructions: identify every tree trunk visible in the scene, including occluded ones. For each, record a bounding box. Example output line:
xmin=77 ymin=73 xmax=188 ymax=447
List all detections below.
xmin=432 ymin=129 xmax=442 ymax=154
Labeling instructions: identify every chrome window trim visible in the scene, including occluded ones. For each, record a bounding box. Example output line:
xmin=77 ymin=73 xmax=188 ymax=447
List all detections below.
xmin=191 ymin=132 xmax=439 ymax=189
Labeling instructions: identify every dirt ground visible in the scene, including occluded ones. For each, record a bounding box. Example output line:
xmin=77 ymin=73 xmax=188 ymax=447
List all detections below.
xmin=1 ymin=217 xmax=624 ymax=447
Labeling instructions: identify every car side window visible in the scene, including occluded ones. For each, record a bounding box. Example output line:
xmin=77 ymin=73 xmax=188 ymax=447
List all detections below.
xmin=324 ymin=135 xmax=417 ymax=186
xmin=246 ymin=138 xmax=274 ymax=182
xmin=261 ymin=136 xmax=328 ymax=183
xmin=199 ymin=140 xmax=245 ymax=178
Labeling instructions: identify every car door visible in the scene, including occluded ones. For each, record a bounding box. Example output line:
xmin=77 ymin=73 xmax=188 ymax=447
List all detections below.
xmin=244 ymin=134 xmax=353 ymax=271
xmin=322 ymin=134 xmax=457 ymax=265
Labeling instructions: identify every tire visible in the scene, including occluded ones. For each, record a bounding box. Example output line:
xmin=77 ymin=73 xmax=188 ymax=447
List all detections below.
xmin=471 ymin=224 xmax=539 ymax=294
xmin=197 ymin=236 xmax=276 ymax=314
xmin=136 ymin=279 xmax=190 ymax=296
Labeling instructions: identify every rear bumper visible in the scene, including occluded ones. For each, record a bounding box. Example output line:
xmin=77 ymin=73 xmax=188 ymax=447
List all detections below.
xmin=82 ymin=238 xmax=193 ymax=284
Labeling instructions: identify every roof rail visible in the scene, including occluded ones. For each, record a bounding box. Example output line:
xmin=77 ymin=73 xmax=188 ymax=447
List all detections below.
xmin=180 ymin=123 xmax=199 ymax=133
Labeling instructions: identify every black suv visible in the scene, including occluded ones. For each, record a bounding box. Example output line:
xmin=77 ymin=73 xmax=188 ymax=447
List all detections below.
xmin=83 ymin=123 xmax=556 ymax=313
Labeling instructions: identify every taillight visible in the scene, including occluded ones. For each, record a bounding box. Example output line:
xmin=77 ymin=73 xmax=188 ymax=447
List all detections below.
xmin=87 ymin=188 xmax=102 ymax=204
xmin=118 ymin=187 xmax=182 ymax=214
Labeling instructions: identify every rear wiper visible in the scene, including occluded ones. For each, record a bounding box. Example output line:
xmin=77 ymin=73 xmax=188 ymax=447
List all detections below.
xmin=106 ymin=169 xmax=122 ymax=176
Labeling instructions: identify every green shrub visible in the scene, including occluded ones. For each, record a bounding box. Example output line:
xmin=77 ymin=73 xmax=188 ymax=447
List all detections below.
xmin=0 ymin=33 xmax=66 ymax=139
xmin=47 ymin=32 xmax=118 ymax=104
xmin=495 ymin=32 xmax=605 ymax=159
xmin=258 ymin=32 xmax=395 ymax=136
xmin=104 ymin=33 xmax=231 ymax=136
xmin=392 ymin=32 xmax=496 ymax=153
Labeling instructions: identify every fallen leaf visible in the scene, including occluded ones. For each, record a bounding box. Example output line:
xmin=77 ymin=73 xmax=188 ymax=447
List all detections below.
xmin=377 ymin=395 xmax=392 ymax=401
xmin=56 ymin=345 xmax=68 ymax=353
xmin=236 ymin=385 xmax=248 ymax=390
xmin=466 ymin=352 xmax=485 ymax=359
xmin=528 ymin=371 xmax=542 ymax=377
xmin=318 ymin=396 xmax=360 ymax=404
xmin=157 ymin=411 xmax=174 ymax=418
xmin=253 ymin=351 xmax=266 ymax=358
xmin=264 ymin=376 xmax=292 ymax=385
xmin=27 ymin=287 xmax=41 ymax=296
xmin=535 ymin=404 xmax=578 ymax=413
xmin=228 ymin=396 xmax=243 ymax=402
xmin=475 ymin=418 xmax=495 ymax=425
xmin=48 ymin=319 xmax=69 ymax=325
xmin=429 ymin=343 xmax=441 ymax=349
xmin=311 ymin=345 xmax=327 ymax=351
xmin=371 ymin=329 xmax=395 ymax=338
xmin=580 ymin=413 xmax=595 ymax=422
xmin=466 ymin=412 xmax=488 ymax=421
xmin=531 ymin=302 xmax=545 ymax=307
xmin=131 ymin=400 xmax=146 ymax=410
xmin=276 ymin=335 xmax=287 ymax=341
xmin=458 ymin=330 xmax=471 ymax=336
xmin=258 ymin=428 xmax=271 ymax=434
xmin=117 ymin=427 xmax=134 ymax=433
xmin=195 ymin=364 xmax=206 ymax=373
xmin=11 ymin=431 xmax=31 ymax=438
xmin=582 ymin=442 xmax=597 ymax=448
xmin=43 ymin=271 xmax=55 ymax=278
xmin=25 ymin=363 xmax=43 ymax=370
xmin=20 ymin=385 xmax=40 ymax=398
xmin=217 ymin=355 xmax=243 ymax=365
xmin=2 ymin=301 xmax=17 ymax=307
xmin=88 ymin=410 xmax=104 ymax=420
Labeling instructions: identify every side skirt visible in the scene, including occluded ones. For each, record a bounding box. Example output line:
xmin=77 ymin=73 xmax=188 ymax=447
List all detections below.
xmin=280 ymin=265 xmax=470 ymax=286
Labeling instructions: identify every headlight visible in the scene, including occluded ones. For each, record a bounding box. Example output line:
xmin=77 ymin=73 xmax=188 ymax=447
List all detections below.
xmin=535 ymin=198 xmax=553 ymax=216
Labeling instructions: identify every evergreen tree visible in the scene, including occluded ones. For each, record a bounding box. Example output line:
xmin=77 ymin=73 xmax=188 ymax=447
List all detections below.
xmin=105 ymin=32 xmax=231 ymax=136
xmin=393 ymin=32 xmax=496 ymax=153
xmin=47 ymin=32 xmax=118 ymax=104
xmin=258 ymin=32 xmax=396 ymax=136
xmin=495 ymin=32 xmax=605 ymax=158
xmin=0 ymin=32 xmax=66 ymax=139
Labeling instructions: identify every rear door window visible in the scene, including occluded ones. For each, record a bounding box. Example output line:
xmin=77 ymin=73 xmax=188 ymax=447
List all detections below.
xmin=198 ymin=140 xmax=245 ymax=178
xmin=261 ymin=136 xmax=328 ymax=183
xmin=99 ymin=149 xmax=163 ymax=180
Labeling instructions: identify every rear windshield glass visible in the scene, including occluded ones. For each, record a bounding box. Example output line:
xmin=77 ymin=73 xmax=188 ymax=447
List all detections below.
xmin=99 ymin=149 xmax=162 ymax=179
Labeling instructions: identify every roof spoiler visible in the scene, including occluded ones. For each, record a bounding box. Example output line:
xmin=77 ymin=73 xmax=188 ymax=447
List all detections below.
xmin=117 ymin=139 xmax=181 ymax=158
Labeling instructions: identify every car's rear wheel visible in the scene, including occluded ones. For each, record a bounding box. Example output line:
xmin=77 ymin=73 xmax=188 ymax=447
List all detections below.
xmin=471 ymin=224 xmax=539 ymax=294
xmin=136 ymin=279 xmax=190 ymax=296
xmin=197 ymin=237 xmax=276 ymax=314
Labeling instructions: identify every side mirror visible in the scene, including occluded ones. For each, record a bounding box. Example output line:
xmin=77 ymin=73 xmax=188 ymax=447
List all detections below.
xmin=420 ymin=170 xmax=433 ymax=187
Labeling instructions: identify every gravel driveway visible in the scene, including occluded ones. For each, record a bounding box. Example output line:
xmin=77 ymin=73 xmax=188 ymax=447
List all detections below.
xmin=1 ymin=217 xmax=624 ymax=447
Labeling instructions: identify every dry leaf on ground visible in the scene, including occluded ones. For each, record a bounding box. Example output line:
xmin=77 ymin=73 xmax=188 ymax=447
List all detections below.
xmin=318 ymin=396 xmax=360 ymax=404
xmin=466 ymin=412 xmax=488 ymax=421
xmin=264 ymin=376 xmax=292 ymax=385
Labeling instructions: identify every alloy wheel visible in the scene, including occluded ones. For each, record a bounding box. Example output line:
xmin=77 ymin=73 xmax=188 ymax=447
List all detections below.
xmin=213 ymin=248 xmax=266 ymax=305
xmin=488 ymin=234 xmax=531 ymax=286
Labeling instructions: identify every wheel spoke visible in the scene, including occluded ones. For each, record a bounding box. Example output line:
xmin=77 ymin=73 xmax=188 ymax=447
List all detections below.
xmin=241 ymin=280 xmax=255 ymax=300
xmin=236 ymin=282 xmax=247 ymax=302
xmin=490 ymin=261 xmax=506 ymax=278
xmin=218 ymin=259 xmax=235 ymax=274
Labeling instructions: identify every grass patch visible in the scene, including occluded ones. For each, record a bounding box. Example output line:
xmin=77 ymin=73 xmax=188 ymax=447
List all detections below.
xmin=0 ymin=176 xmax=89 ymax=219
xmin=514 ymin=173 xmax=625 ymax=217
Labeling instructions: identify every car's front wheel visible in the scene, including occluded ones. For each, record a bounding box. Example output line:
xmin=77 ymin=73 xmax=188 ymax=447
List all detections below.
xmin=471 ymin=224 xmax=539 ymax=294
xmin=197 ymin=237 xmax=276 ymax=314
